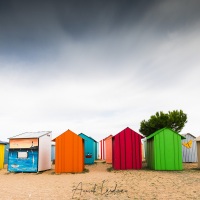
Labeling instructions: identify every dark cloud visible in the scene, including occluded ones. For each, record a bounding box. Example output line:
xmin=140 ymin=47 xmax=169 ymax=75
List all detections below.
xmin=0 ymin=1 xmax=200 ymax=141
xmin=0 ymin=0 xmax=200 ymax=70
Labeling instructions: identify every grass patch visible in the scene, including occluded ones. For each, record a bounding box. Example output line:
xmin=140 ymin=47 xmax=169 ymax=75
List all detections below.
xmin=82 ymin=168 xmax=89 ymax=173
xmin=35 ymin=171 xmax=43 ymax=175
xmin=107 ymin=167 xmax=114 ymax=172
xmin=4 ymin=172 xmax=11 ymax=175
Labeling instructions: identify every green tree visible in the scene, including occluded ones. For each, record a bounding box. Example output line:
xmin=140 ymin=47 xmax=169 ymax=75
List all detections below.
xmin=139 ymin=110 xmax=187 ymax=137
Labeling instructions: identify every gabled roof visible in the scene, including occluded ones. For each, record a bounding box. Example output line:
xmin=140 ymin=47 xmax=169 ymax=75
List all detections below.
xmin=146 ymin=127 xmax=185 ymax=140
xmin=181 ymin=133 xmax=196 ymax=138
xmin=52 ymin=129 xmax=81 ymax=142
xmin=104 ymin=135 xmax=113 ymax=141
xmin=79 ymin=133 xmax=97 ymax=143
xmin=113 ymin=127 xmax=144 ymax=138
xmin=9 ymin=131 xmax=52 ymax=139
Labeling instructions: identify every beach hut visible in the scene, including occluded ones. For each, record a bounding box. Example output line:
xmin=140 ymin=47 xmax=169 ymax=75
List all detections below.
xmin=94 ymin=140 xmax=98 ymax=160
xmin=8 ymin=131 xmax=52 ymax=172
xmin=112 ymin=127 xmax=144 ymax=170
xmin=146 ymin=128 xmax=185 ymax=170
xmin=0 ymin=141 xmax=7 ymax=169
xmin=143 ymin=139 xmax=147 ymax=161
xmin=4 ymin=143 xmax=9 ymax=164
xmin=51 ymin=144 xmax=55 ymax=163
xmin=99 ymin=139 xmax=106 ymax=160
xmin=141 ymin=142 xmax=145 ymax=161
xmin=79 ymin=133 xmax=97 ymax=164
xmin=182 ymin=133 xmax=197 ymax=162
xmin=195 ymin=136 xmax=200 ymax=168
xmin=104 ymin=135 xmax=112 ymax=164
xmin=53 ymin=129 xmax=84 ymax=173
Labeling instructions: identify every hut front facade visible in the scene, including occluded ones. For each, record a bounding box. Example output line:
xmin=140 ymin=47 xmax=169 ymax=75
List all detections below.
xmin=8 ymin=131 xmax=52 ymax=172
xmin=196 ymin=136 xmax=200 ymax=168
xmin=53 ymin=129 xmax=84 ymax=173
xmin=94 ymin=140 xmax=98 ymax=160
xmin=141 ymin=142 xmax=145 ymax=161
xmin=79 ymin=133 xmax=97 ymax=164
xmin=4 ymin=143 xmax=9 ymax=165
xmin=0 ymin=141 xmax=7 ymax=169
xmin=99 ymin=139 xmax=105 ymax=160
xmin=146 ymin=128 xmax=185 ymax=170
xmin=51 ymin=144 xmax=55 ymax=163
xmin=112 ymin=127 xmax=144 ymax=170
xmin=104 ymin=135 xmax=112 ymax=164
xmin=182 ymin=133 xmax=197 ymax=162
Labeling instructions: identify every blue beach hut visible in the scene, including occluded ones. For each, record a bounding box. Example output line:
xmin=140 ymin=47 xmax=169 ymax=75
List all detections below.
xmin=94 ymin=140 xmax=98 ymax=160
xmin=8 ymin=131 xmax=52 ymax=172
xmin=4 ymin=143 xmax=9 ymax=165
xmin=79 ymin=133 xmax=97 ymax=164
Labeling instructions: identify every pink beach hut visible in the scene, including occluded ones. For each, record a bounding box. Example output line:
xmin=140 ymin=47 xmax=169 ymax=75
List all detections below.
xmin=104 ymin=135 xmax=113 ymax=164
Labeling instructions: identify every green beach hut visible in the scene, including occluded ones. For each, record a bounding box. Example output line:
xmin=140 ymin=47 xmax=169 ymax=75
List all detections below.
xmin=146 ymin=128 xmax=185 ymax=170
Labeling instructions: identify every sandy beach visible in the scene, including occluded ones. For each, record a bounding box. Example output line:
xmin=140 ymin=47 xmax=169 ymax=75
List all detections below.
xmin=1 ymin=162 xmax=199 ymax=200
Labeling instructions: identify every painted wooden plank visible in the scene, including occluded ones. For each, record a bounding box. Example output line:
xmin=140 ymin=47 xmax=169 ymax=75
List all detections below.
xmin=0 ymin=145 xmax=5 ymax=169
xmin=113 ymin=134 xmax=120 ymax=170
xmin=125 ymin=128 xmax=132 ymax=169
xmin=120 ymin=130 xmax=126 ymax=170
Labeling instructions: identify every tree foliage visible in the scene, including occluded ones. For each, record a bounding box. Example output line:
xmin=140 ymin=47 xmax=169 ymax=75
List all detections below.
xmin=139 ymin=110 xmax=187 ymax=137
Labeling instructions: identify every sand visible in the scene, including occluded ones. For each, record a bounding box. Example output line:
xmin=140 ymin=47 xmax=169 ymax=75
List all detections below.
xmin=0 ymin=162 xmax=200 ymax=200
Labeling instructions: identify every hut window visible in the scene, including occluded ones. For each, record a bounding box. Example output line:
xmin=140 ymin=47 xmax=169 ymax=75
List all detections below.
xmin=18 ymin=152 xmax=28 ymax=158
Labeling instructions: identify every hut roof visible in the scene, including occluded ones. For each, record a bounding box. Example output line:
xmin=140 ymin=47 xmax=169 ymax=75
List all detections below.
xmin=113 ymin=127 xmax=144 ymax=138
xmin=181 ymin=133 xmax=196 ymax=138
xmin=195 ymin=136 xmax=200 ymax=141
xmin=104 ymin=135 xmax=113 ymax=141
xmin=52 ymin=129 xmax=81 ymax=142
xmin=146 ymin=127 xmax=186 ymax=140
xmin=9 ymin=131 xmax=51 ymax=139
xmin=79 ymin=133 xmax=97 ymax=143
xmin=0 ymin=140 xmax=8 ymax=144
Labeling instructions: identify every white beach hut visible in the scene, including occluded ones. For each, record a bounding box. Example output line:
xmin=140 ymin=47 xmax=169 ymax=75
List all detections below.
xmin=182 ymin=133 xmax=197 ymax=162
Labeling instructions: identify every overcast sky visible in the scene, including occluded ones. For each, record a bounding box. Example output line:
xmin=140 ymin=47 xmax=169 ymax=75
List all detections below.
xmin=1 ymin=0 xmax=200 ymax=142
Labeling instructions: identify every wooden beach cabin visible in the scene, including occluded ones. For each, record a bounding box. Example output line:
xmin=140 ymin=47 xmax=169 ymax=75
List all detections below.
xmin=94 ymin=140 xmax=98 ymax=160
xmin=8 ymin=131 xmax=52 ymax=172
xmin=112 ymin=127 xmax=144 ymax=170
xmin=182 ymin=133 xmax=197 ymax=162
xmin=99 ymin=135 xmax=112 ymax=162
xmin=4 ymin=143 xmax=9 ymax=165
xmin=99 ymin=138 xmax=106 ymax=160
xmin=195 ymin=136 xmax=200 ymax=168
xmin=146 ymin=128 xmax=185 ymax=170
xmin=53 ymin=129 xmax=84 ymax=173
xmin=104 ymin=135 xmax=113 ymax=164
xmin=51 ymin=144 xmax=55 ymax=163
xmin=79 ymin=133 xmax=97 ymax=164
xmin=141 ymin=142 xmax=145 ymax=161
xmin=0 ymin=140 xmax=7 ymax=169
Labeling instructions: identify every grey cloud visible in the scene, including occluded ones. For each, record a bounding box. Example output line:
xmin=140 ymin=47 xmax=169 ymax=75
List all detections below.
xmin=1 ymin=0 xmax=200 ymax=141
xmin=1 ymin=0 xmax=200 ymax=67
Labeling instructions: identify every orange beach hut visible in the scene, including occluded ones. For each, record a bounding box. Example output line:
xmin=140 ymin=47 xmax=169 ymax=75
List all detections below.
xmin=53 ymin=129 xmax=84 ymax=173
xmin=104 ymin=135 xmax=113 ymax=164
